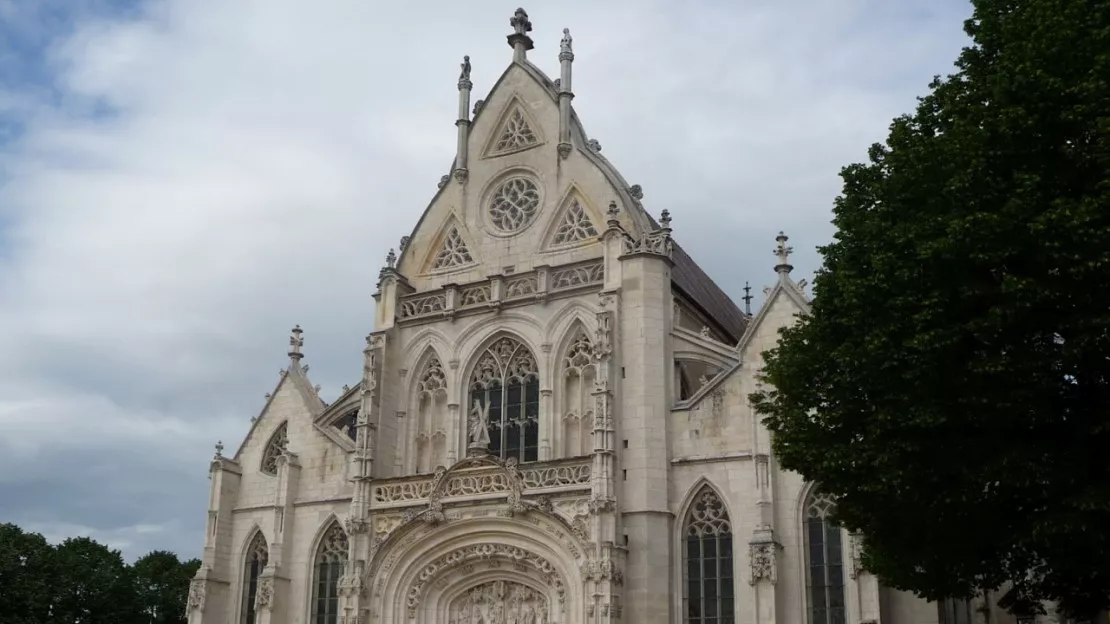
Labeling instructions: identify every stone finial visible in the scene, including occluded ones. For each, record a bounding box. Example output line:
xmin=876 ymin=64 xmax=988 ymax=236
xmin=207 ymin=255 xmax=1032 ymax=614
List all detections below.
xmin=559 ymin=28 xmax=574 ymax=60
xmin=588 ymin=138 xmax=602 ymax=152
xmin=214 ymin=440 xmax=224 ymax=458
xmin=742 ymin=281 xmax=753 ymax=315
xmin=301 ymin=364 xmax=310 ymax=374
xmin=342 ymin=384 xmax=351 ymax=393
xmin=438 ymin=174 xmax=450 ymax=188
xmin=288 ymin=325 xmax=304 ymax=361
xmin=659 ymin=209 xmax=671 ymax=230
xmin=510 ymin=8 xmax=532 ymax=36
xmin=774 ymin=231 xmax=794 ymax=274
xmin=507 ymin=8 xmax=534 ymax=55
xmin=385 ymin=248 xmax=396 ymax=269
xmin=629 ymin=184 xmax=643 ymax=200
xmin=399 ymin=236 xmax=410 ymax=252
xmin=472 ymin=99 xmax=485 ymax=116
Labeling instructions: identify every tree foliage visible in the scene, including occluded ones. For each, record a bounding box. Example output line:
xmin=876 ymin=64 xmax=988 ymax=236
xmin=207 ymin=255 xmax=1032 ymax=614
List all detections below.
xmin=751 ymin=0 xmax=1110 ymax=616
xmin=0 ymin=523 xmax=200 ymax=624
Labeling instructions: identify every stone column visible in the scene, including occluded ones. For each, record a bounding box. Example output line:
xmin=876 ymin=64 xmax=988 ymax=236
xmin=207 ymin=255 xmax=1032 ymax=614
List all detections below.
xmin=254 ymin=451 xmax=300 ymax=624
xmin=557 ymin=28 xmax=574 ymax=159
xmin=454 ymin=56 xmax=472 ymax=183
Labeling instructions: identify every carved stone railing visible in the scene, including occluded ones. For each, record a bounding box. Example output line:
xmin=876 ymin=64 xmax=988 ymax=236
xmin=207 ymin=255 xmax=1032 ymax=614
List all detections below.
xmin=370 ymin=456 xmax=592 ymax=510
xmin=397 ymin=259 xmax=604 ymax=323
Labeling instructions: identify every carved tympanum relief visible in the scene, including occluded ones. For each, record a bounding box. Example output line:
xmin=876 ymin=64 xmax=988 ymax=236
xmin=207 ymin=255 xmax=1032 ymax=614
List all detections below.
xmin=447 ymin=580 xmax=550 ymax=624
xmin=561 ymin=329 xmax=595 ymax=457
xmin=414 ymin=354 xmax=450 ymax=473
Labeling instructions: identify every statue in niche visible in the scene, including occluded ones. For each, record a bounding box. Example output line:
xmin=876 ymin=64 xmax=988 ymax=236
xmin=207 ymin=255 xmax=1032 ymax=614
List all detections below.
xmin=468 ymin=398 xmax=491 ymax=451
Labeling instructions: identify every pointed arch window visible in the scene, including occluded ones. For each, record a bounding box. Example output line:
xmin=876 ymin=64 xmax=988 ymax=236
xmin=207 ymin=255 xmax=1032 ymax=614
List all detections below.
xmin=260 ymin=422 xmax=288 ymax=475
xmin=683 ymin=487 xmax=734 ymax=624
xmin=561 ymin=329 xmax=596 ymax=457
xmin=415 ymin=354 xmax=449 ymax=472
xmin=312 ymin=522 xmax=349 ymax=624
xmin=468 ymin=336 xmax=540 ymax=462
xmin=805 ymin=490 xmax=846 ymax=624
xmin=241 ymin=532 xmax=268 ymax=624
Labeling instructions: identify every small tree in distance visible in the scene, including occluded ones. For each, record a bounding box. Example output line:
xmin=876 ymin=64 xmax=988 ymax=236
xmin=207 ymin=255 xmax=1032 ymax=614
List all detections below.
xmin=752 ymin=0 xmax=1110 ymax=617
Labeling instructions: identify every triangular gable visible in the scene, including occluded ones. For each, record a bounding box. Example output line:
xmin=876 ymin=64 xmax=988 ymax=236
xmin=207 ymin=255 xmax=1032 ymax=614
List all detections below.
xmin=482 ymin=95 xmax=545 ymax=158
xmin=540 ymin=185 xmax=601 ymax=252
xmin=232 ymin=365 xmax=326 ymax=461
xmin=419 ymin=214 xmax=478 ymax=274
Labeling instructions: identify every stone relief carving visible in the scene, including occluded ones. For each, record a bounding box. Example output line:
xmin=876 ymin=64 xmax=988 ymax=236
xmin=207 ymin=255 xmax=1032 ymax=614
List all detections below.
xmin=504 ymin=276 xmax=538 ymax=298
xmin=549 ymin=262 xmax=604 ymax=290
xmin=458 ymin=284 xmax=491 ymax=306
xmin=433 ymin=227 xmax=474 ymax=270
xmin=449 ymin=580 xmax=550 ymax=624
xmin=749 ymin=542 xmax=778 ymax=585
xmin=488 ymin=176 xmax=541 ymax=233
xmin=621 ymin=229 xmax=672 ymax=258
xmin=186 ymin=579 xmax=205 ymax=611
xmin=399 ymin=293 xmax=447 ymax=319
xmin=370 ymin=459 xmax=591 ymax=504
xmin=254 ymin=577 xmax=274 ymax=610
xmin=406 ymin=543 xmax=563 ymax=616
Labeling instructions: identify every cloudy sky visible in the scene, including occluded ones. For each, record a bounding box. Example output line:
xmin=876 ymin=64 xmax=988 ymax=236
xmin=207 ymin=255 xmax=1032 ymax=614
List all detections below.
xmin=0 ymin=0 xmax=973 ymax=560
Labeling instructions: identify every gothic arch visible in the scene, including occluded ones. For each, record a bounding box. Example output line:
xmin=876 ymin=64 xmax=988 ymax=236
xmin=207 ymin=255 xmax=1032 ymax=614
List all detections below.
xmin=454 ymin=311 xmax=545 ymax=363
xmin=237 ymin=526 xmax=269 ymax=624
xmin=260 ymin=421 xmax=289 ymax=476
xmin=553 ymin=319 xmax=596 ymax=458
xmin=369 ymin=516 xmax=582 ymax=624
xmin=674 ymin=479 xmax=737 ymax=624
xmin=304 ymin=515 xmax=349 ymax=624
xmin=408 ymin=346 xmax=452 ymax=473
xmin=460 ymin=332 xmax=542 ymax=463
xmin=400 ymin=327 xmax=454 ymax=377
xmin=795 ymin=483 xmax=848 ymax=624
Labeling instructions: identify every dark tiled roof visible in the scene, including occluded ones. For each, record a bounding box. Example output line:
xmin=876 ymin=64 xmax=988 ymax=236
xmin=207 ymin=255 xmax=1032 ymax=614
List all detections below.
xmin=671 ymin=241 xmax=749 ymax=343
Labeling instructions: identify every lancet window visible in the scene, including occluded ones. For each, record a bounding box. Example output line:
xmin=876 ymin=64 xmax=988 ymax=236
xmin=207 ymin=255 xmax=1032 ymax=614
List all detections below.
xmin=806 ymin=490 xmax=846 ymax=624
xmin=468 ymin=336 xmax=540 ymax=462
xmin=561 ymin=329 xmax=596 ymax=456
xmin=683 ymin=487 xmax=734 ymax=624
xmin=311 ymin=522 xmax=349 ymax=624
xmin=260 ymin=422 xmax=288 ymax=475
xmin=414 ymin=354 xmax=449 ymax=473
xmin=241 ymin=531 xmax=268 ymax=624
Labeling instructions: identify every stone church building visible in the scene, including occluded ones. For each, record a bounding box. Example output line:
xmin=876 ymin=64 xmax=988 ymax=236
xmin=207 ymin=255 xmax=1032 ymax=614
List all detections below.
xmin=185 ymin=8 xmax=991 ymax=624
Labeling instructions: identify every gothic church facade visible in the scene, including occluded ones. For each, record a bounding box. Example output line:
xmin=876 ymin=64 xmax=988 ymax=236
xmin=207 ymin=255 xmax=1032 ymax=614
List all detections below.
xmin=187 ymin=9 xmax=962 ymax=624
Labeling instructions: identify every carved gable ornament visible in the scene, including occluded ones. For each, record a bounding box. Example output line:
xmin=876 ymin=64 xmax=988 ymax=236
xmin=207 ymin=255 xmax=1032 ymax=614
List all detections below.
xmin=482 ymin=96 xmax=545 ymax=159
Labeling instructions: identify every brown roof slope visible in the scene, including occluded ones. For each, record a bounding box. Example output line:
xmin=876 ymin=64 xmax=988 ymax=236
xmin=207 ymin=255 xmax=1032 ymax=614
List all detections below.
xmin=671 ymin=241 xmax=749 ymax=343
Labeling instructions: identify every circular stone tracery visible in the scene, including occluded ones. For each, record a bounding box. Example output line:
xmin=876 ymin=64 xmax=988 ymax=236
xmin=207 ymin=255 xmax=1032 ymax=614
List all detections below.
xmin=488 ymin=176 xmax=541 ymax=233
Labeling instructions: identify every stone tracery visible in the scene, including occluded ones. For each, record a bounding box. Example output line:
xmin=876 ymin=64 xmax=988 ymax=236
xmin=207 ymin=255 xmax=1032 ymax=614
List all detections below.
xmin=260 ymin=422 xmax=288 ymax=475
xmin=415 ymin=354 xmax=450 ymax=473
xmin=448 ymin=580 xmax=550 ymax=624
xmin=469 ymin=337 xmax=540 ymax=462
xmin=434 ymin=228 xmax=475 ymax=270
xmin=560 ymin=329 xmax=596 ymax=457
xmin=493 ymin=108 xmax=539 ymax=154
xmin=551 ymin=201 xmax=598 ymax=247
xmin=488 ymin=177 xmax=542 ymax=233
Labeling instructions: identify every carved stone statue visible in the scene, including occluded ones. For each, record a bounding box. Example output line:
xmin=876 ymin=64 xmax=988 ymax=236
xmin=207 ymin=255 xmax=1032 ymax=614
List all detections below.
xmin=459 ymin=55 xmax=471 ymax=82
xmin=560 ymin=28 xmax=573 ymax=56
xmin=468 ymin=398 xmax=491 ymax=449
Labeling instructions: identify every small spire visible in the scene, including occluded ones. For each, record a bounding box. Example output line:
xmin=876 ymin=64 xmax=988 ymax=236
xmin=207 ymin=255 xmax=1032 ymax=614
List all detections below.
xmin=742 ymin=281 xmax=753 ymax=315
xmin=385 ymin=248 xmax=396 ymax=269
xmin=507 ymin=8 xmax=534 ymax=60
xmin=659 ymin=209 xmax=671 ymax=230
xmin=214 ymin=440 xmax=224 ymax=458
xmin=288 ymin=325 xmax=304 ymax=361
xmin=774 ymin=231 xmax=794 ymax=274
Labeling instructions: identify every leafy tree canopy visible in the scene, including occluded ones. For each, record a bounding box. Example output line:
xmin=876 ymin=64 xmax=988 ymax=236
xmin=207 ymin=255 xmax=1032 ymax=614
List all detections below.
xmin=751 ymin=0 xmax=1110 ymax=616
xmin=0 ymin=523 xmax=198 ymax=624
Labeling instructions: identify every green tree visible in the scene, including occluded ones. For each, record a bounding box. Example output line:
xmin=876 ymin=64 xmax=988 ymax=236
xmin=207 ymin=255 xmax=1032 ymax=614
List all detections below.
xmin=132 ymin=551 xmax=201 ymax=624
xmin=750 ymin=0 xmax=1110 ymax=617
xmin=51 ymin=537 xmax=142 ymax=624
xmin=0 ymin=523 xmax=55 ymax=624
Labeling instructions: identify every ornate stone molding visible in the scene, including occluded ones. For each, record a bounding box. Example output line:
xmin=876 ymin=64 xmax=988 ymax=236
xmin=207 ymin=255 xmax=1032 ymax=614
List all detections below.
xmin=749 ymin=540 xmax=780 ymax=585
xmin=254 ymin=576 xmax=275 ymax=610
xmin=186 ymin=579 xmax=206 ymax=612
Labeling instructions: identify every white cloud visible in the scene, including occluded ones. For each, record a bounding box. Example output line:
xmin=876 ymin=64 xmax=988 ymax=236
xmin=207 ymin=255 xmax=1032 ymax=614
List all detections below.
xmin=0 ymin=0 xmax=973 ymax=560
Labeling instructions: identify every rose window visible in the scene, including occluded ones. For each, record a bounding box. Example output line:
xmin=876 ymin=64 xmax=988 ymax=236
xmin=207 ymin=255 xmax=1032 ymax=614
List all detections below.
xmin=488 ymin=176 xmax=541 ymax=233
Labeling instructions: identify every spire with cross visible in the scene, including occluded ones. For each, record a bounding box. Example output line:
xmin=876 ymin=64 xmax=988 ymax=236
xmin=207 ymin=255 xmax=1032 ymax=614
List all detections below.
xmin=288 ymin=325 xmax=304 ymax=362
xmin=507 ymin=8 xmax=534 ymax=59
xmin=214 ymin=440 xmax=224 ymax=458
xmin=774 ymin=231 xmax=794 ymax=274
xmin=742 ymin=281 xmax=753 ymax=315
